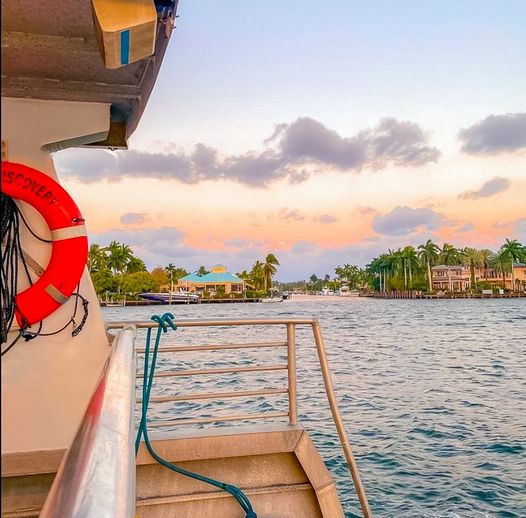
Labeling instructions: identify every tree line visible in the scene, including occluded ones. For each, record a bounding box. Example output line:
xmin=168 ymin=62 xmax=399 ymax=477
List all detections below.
xmin=89 ymin=238 xmax=525 ymax=298
xmin=366 ymin=239 xmax=525 ymax=292
xmin=87 ymin=241 xmax=281 ymax=298
xmin=279 ymin=239 xmax=526 ymax=293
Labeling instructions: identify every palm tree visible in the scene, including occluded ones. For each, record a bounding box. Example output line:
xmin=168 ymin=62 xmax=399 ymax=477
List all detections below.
xmin=365 ymin=257 xmax=383 ymax=291
xmin=104 ymin=241 xmax=134 ymax=294
xmin=87 ymin=244 xmax=107 ymax=273
xmin=335 ymin=264 xmax=361 ymax=289
xmin=480 ymin=249 xmax=493 ymax=281
xmin=392 ymin=248 xmax=408 ymax=287
xmin=308 ymin=274 xmax=319 ymax=292
xmin=441 ymin=243 xmax=462 ymax=291
xmin=250 ymin=261 xmax=265 ymax=290
xmin=440 ymin=243 xmax=461 ymax=265
xmin=366 ymin=255 xmax=392 ymax=292
xmin=126 ymin=256 xmax=146 ymax=274
xmin=384 ymin=249 xmax=402 ymax=288
xmin=166 ymin=263 xmax=176 ymax=291
xmin=378 ymin=253 xmax=396 ymax=291
xmin=402 ymin=246 xmax=419 ymax=288
xmin=500 ymin=239 xmax=526 ymax=290
xmin=418 ymin=239 xmax=440 ymax=291
xmin=105 ymin=241 xmax=133 ymax=275
xmin=461 ymin=248 xmax=482 ymax=288
xmin=377 ymin=254 xmax=393 ymax=292
xmin=491 ymin=250 xmax=511 ymax=289
xmin=263 ymin=253 xmax=280 ymax=290
xmin=196 ymin=266 xmax=209 ymax=277
xmin=368 ymin=257 xmax=381 ymax=291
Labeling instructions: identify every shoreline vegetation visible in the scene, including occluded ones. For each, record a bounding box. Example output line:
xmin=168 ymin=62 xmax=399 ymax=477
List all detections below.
xmin=89 ymin=239 xmax=526 ymax=303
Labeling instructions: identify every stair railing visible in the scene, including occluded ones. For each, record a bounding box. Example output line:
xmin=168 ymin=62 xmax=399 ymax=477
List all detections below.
xmin=107 ymin=317 xmax=371 ymax=517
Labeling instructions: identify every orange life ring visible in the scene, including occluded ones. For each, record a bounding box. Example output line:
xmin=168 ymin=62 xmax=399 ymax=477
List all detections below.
xmin=1 ymin=162 xmax=88 ymax=327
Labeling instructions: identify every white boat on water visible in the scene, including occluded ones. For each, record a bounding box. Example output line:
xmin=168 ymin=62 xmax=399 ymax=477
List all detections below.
xmin=1 ymin=1 xmax=371 ymax=517
xmin=259 ymin=296 xmax=284 ymax=303
xmin=139 ymin=291 xmax=200 ymax=304
xmin=339 ymin=289 xmax=361 ymax=297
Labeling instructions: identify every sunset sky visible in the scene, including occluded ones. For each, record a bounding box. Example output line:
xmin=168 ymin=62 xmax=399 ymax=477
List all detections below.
xmin=54 ymin=0 xmax=526 ymax=280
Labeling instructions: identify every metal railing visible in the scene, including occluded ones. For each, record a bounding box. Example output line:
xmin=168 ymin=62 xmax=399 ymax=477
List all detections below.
xmin=107 ymin=317 xmax=372 ymax=517
xmin=40 ymin=326 xmax=137 ymax=518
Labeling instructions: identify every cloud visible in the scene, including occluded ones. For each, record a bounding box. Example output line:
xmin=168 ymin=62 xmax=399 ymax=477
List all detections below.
xmin=55 ymin=116 xmax=440 ymax=188
xmin=225 ymin=238 xmax=250 ymax=247
xmin=513 ymin=217 xmax=526 ymax=242
xmin=312 ymin=214 xmax=338 ymax=224
xmin=90 ymin=226 xmax=263 ymax=272
xmin=459 ymin=113 xmax=526 ymax=155
xmin=120 ymin=212 xmax=150 ymax=225
xmin=290 ymin=241 xmax=319 ymax=255
xmin=221 ymin=151 xmax=287 ymax=187
xmin=356 ymin=206 xmax=377 ymax=215
xmin=457 ymin=223 xmax=474 ymax=233
xmin=54 ymin=149 xmax=116 ymax=183
xmin=372 ymin=206 xmax=449 ymax=235
xmin=277 ymin=208 xmax=306 ymax=221
xmin=494 ymin=221 xmax=511 ymax=229
xmin=459 ymin=177 xmax=511 ymax=200
xmin=367 ymin=118 xmax=441 ymax=167
xmin=269 ymin=117 xmax=440 ymax=169
xmin=492 ymin=218 xmax=526 ymax=242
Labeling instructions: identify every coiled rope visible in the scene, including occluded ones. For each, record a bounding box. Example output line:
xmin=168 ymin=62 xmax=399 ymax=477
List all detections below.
xmin=0 ymin=191 xmax=88 ymax=354
xmin=136 ymin=313 xmax=257 ymax=518
xmin=1 ymin=192 xmax=30 ymax=344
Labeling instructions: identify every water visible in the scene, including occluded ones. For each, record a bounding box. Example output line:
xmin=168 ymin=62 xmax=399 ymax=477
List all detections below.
xmin=103 ymin=297 xmax=526 ymax=517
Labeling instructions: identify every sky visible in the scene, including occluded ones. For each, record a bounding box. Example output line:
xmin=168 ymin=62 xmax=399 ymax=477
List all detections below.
xmin=54 ymin=0 xmax=526 ymax=280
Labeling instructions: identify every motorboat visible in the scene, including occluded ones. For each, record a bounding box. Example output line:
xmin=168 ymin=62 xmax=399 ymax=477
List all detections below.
xmin=338 ymin=289 xmax=361 ymax=297
xmin=139 ymin=291 xmax=200 ymax=304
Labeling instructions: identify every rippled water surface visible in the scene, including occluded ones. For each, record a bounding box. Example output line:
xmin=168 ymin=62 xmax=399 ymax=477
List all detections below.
xmin=104 ymin=298 xmax=526 ymax=517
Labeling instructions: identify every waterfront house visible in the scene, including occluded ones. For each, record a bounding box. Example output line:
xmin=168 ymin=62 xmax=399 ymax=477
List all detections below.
xmin=177 ymin=264 xmax=245 ymax=295
xmin=511 ymin=263 xmax=526 ymax=290
xmin=431 ymin=265 xmax=470 ymax=291
xmin=432 ymin=264 xmax=523 ymax=291
xmin=475 ymin=266 xmax=510 ymax=287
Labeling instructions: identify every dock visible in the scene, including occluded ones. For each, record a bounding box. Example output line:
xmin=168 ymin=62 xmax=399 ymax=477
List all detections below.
xmin=360 ymin=291 xmax=526 ymax=300
xmin=100 ymin=298 xmax=262 ymax=307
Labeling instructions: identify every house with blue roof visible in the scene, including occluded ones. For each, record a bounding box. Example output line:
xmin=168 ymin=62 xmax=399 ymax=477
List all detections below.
xmin=177 ymin=265 xmax=246 ymax=295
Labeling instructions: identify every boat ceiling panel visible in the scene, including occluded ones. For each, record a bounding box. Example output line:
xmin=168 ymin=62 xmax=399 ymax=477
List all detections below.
xmin=1 ymin=0 xmax=174 ymax=141
xmin=1 ymin=0 xmax=96 ymax=37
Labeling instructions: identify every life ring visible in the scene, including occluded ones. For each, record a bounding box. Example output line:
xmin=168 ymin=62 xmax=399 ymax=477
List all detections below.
xmin=1 ymin=162 xmax=88 ymax=327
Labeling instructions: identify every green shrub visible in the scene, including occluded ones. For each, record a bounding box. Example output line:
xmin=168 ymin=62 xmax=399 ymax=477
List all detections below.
xmin=245 ymin=289 xmax=268 ymax=298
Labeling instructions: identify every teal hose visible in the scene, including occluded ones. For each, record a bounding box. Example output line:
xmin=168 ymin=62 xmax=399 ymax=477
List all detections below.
xmin=135 ymin=313 xmax=257 ymax=518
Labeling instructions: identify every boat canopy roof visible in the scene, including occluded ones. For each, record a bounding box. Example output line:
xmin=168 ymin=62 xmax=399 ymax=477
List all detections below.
xmin=1 ymin=0 xmax=177 ymax=146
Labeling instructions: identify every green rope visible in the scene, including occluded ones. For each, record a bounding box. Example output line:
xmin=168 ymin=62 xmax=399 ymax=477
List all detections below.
xmin=135 ymin=313 xmax=257 ymax=518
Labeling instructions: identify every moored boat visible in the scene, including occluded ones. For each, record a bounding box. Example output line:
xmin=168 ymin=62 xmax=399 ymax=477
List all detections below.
xmin=259 ymin=296 xmax=284 ymax=303
xmin=139 ymin=291 xmax=200 ymax=304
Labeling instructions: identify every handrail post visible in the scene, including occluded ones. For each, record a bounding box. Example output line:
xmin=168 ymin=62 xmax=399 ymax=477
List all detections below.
xmin=311 ymin=320 xmax=372 ymax=518
xmin=286 ymin=323 xmax=297 ymax=425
